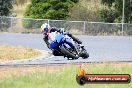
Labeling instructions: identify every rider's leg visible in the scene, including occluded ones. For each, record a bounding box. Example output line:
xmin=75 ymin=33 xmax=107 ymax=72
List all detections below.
xmin=67 ymin=33 xmax=82 ymax=44
xmin=43 ymin=37 xmax=50 ymax=49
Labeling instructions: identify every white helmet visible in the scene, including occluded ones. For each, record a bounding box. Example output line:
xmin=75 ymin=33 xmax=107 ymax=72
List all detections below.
xmin=41 ymin=23 xmax=51 ymax=33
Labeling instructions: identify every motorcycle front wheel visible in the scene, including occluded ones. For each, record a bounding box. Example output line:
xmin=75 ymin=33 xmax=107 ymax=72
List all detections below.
xmin=80 ymin=49 xmax=89 ymax=59
xmin=60 ymin=45 xmax=79 ymax=60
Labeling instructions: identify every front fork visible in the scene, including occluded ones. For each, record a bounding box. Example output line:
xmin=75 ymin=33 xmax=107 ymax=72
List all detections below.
xmin=75 ymin=43 xmax=85 ymax=56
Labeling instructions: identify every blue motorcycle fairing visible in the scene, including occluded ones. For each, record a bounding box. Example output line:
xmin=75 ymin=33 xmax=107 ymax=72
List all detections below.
xmin=55 ymin=32 xmax=63 ymax=43
xmin=48 ymin=32 xmax=75 ymax=49
xmin=49 ymin=41 xmax=59 ymax=49
xmin=62 ymin=35 xmax=75 ymax=48
xmin=49 ymin=32 xmax=64 ymax=49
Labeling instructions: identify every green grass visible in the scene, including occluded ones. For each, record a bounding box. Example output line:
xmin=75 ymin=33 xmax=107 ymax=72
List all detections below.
xmin=0 ymin=64 xmax=131 ymax=88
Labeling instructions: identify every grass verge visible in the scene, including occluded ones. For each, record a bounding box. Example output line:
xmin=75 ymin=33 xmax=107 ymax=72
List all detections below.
xmin=0 ymin=45 xmax=41 ymax=61
xmin=0 ymin=63 xmax=131 ymax=88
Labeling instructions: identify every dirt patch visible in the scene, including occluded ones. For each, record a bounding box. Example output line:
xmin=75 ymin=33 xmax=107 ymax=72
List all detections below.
xmin=0 ymin=45 xmax=41 ymax=61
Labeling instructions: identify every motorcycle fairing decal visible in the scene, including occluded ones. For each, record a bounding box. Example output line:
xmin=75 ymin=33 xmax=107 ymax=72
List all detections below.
xmin=55 ymin=32 xmax=63 ymax=43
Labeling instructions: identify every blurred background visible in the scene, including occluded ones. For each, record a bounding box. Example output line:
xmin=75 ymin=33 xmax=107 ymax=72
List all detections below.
xmin=0 ymin=0 xmax=132 ymax=36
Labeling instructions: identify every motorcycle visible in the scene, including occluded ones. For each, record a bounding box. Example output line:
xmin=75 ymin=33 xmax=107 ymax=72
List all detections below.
xmin=47 ymin=31 xmax=89 ymax=60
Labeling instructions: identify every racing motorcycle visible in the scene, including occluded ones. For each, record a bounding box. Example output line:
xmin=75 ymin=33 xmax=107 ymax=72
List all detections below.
xmin=47 ymin=31 xmax=89 ymax=60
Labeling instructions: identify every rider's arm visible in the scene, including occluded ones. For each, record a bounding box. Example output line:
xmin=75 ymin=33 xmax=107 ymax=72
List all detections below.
xmin=50 ymin=27 xmax=58 ymax=32
xmin=50 ymin=27 xmax=65 ymax=33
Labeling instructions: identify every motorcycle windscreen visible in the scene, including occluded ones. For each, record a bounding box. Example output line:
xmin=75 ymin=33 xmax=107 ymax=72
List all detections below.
xmin=48 ymin=32 xmax=63 ymax=49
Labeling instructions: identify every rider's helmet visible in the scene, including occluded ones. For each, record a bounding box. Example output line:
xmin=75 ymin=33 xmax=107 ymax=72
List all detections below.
xmin=41 ymin=23 xmax=51 ymax=34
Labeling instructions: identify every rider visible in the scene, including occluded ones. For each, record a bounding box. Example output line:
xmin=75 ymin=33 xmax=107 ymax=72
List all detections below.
xmin=41 ymin=23 xmax=82 ymax=55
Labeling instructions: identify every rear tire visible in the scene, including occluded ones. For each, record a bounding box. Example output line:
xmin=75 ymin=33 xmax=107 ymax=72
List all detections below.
xmin=60 ymin=45 xmax=79 ymax=59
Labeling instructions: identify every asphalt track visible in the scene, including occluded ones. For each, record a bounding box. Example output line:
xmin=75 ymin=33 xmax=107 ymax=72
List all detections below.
xmin=0 ymin=33 xmax=132 ymax=65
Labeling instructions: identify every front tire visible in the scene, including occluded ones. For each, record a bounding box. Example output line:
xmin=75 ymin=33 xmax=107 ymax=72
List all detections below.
xmin=80 ymin=49 xmax=89 ymax=59
xmin=52 ymin=50 xmax=62 ymax=56
xmin=60 ymin=45 xmax=79 ymax=59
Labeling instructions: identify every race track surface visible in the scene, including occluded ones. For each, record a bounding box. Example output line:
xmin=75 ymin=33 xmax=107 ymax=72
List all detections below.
xmin=0 ymin=33 xmax=132 ymax=64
